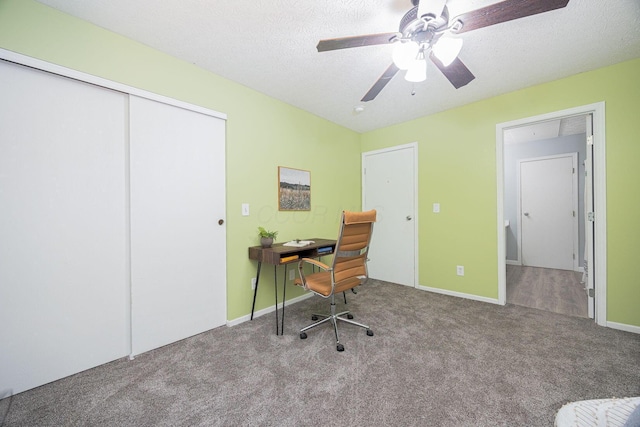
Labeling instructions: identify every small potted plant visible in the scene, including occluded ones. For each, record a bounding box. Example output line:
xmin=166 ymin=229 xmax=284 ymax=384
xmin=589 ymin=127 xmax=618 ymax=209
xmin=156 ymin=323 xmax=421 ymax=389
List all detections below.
xmin=258 ymin=227 xmax=278 ymax=248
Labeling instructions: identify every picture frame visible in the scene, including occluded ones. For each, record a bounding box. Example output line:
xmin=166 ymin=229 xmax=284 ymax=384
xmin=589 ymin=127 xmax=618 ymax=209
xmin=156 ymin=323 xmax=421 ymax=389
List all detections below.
xmin=278 ymin=166 xmax=311 ymax=211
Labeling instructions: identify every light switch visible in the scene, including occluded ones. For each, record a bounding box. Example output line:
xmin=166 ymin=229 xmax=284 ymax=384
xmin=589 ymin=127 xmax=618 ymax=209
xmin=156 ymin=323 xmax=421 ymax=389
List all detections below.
xmin=433 ymin=203 xmax=440 ymax=213
xmin=241 ymin=203 xmax=250 ymax=216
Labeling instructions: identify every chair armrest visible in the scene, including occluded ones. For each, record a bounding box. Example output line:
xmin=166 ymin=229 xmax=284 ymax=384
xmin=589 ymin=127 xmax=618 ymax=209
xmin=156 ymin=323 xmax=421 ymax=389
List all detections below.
xmin=298 ymin=258 xmax=330 ymax=271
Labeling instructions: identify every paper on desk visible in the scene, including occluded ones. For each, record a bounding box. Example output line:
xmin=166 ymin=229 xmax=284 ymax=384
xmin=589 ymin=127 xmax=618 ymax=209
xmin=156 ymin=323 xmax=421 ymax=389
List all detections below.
xmin=283 ymin=240 xmax=315 ymax=247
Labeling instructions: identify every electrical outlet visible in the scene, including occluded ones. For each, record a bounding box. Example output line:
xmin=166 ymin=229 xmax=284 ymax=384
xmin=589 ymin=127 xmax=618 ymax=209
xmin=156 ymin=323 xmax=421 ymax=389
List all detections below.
xmin=289 ymin=269 xmax=295 ymax=281
xmin=456 ymin=266 xmax=464 ymax=276
xmin=433 ymin=203 xmax=440 ymax=213
xmin=251 ymin=277 xmax=256 ymax=290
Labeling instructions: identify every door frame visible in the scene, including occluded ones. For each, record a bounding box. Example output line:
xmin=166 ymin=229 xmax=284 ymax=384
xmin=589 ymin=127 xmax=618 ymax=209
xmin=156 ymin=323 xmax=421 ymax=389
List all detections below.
xmin=362 ymin=142 xmax=419 ymax=287
xmin=0 ymin=48 xmax=225 ymax=120
xmin=517 ymin=153 xmax=579 ymax=271
xmin=496 ymin=102 xmax=606 ymax=326
xmin=584 ymin=114 xmax=595 ymax=318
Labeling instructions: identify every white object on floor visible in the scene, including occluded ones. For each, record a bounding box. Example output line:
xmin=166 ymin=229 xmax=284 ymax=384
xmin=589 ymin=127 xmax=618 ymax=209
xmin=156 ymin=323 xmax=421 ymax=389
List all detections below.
xmin=555 ymin=397 xmax=640 ymax=427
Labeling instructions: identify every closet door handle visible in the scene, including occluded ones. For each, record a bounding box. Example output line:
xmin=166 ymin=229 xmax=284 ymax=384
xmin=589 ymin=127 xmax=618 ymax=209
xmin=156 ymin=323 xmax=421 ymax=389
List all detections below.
xmin=218 ymin=219 xmax=224 ymax=225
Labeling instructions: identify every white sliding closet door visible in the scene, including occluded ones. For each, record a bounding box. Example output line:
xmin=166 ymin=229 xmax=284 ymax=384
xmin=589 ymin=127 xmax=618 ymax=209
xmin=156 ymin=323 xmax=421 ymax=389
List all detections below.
xmin=0 ymin=61 xmax=129 ymax=395
xmin=129 ymin=96 xmax=226 ymax=356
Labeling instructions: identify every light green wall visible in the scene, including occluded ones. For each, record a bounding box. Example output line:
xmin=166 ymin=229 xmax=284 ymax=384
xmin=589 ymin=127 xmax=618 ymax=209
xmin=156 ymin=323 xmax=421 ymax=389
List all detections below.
xmin=362 ymin=58 xmax=640 ymax=328
xmin=2 ymin=0 xmax=638 ymax=328
xmin=0 ymin=0 xmax=361 ymax=321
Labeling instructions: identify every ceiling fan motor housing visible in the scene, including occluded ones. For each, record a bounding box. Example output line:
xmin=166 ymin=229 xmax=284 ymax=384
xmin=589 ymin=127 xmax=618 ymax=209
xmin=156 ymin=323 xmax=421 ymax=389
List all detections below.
xmin=400 ymin=5 xmax=449 ymax=45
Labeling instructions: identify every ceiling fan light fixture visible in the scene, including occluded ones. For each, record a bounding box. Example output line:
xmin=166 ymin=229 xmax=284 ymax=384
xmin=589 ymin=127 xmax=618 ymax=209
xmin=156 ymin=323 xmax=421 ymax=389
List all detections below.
xmin=392 ymin=41 xmax=420 ymax=70
xmin=405 ymin=58 xmax=427 ymax=82
xmin=432 ymin=36 xmax=463 ymax=67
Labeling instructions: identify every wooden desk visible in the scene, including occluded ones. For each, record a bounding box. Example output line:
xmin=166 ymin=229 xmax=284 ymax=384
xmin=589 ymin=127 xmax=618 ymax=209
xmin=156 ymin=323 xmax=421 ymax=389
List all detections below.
xmin=248 ymin=238 xmax=336 ymax=335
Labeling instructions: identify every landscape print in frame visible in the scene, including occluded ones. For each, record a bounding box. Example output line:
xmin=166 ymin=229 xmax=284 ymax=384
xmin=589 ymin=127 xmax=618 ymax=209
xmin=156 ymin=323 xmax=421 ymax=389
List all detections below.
xmin=278 ymin=166 xmax=311 ymax=211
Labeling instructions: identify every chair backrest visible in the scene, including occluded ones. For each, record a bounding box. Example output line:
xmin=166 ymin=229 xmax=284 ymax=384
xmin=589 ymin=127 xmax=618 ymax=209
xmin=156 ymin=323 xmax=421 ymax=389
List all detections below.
xmin=331 ymin=210 xmax=376 ymax=293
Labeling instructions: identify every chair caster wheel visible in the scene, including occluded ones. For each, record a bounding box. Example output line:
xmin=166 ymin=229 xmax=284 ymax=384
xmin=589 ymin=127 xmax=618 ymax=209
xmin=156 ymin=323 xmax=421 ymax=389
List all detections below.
xmin=337 ymin=343 xmax=344 ymax=352
xmin=347 ymin=313 xmax=354 ymax=319
xmin=300 ymin=332 xmax=307 ymax=339
xmin=366 ymin=329 xmax=374 ymax=336
xmin=311 ymin=315 xmax=318 ymax=321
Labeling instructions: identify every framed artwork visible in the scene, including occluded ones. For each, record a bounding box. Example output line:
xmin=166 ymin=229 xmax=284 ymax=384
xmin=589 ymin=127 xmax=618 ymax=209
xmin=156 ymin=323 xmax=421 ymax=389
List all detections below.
xmin=278 ymin=166 xmax=311 ymax=211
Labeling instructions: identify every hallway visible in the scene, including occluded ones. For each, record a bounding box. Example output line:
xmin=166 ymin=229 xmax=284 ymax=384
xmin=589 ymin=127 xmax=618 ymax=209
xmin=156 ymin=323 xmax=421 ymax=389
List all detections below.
xmin=506 ymin=265 xmax=588 ymax=318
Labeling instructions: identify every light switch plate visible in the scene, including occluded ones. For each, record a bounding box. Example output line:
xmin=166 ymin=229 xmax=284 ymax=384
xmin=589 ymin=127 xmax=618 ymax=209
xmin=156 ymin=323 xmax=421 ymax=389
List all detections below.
xmin=433 ymin=203 xmax=440 ymax=213
xmin=241 ymin=203 xmax=249 ymax=216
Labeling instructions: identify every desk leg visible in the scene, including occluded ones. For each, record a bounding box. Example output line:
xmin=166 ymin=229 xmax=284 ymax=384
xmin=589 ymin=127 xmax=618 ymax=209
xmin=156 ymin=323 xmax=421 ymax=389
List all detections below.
xmin=273 ymin=266 xmax=279 ymax=335
xmin=250 ymin=262 xmax=262 ymax=321
xmin=281 ymin=264 xmax=287 ymax=336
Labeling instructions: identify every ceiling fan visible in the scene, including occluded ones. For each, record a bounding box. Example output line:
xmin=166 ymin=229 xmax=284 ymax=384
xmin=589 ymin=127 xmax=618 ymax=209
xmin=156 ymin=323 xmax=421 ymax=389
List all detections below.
xmin=317 ymin=0 xmax=570 ymax=102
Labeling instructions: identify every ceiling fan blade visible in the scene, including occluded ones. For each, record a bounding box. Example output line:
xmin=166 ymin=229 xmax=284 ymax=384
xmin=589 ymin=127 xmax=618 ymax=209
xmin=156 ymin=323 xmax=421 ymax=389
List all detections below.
xmin=317 ymin=33 xmax=397 ymax=52
xmin=418 ymin=0 xmax=447 ymax=20
xmin=452 ymin=0 xmax=570 ymax=34
xmin=430 ymin=53 xmax=475 ymax=89
xmin=361 ymin=63 xmax=400 ymax=102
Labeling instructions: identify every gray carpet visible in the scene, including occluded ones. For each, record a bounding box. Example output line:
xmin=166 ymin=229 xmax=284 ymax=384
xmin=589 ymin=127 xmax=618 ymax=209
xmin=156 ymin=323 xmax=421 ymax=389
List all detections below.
xmin=507 ymin=265 xmax=588 ymax=318
xmin=2 ymin=280 xmax=639 ymax=426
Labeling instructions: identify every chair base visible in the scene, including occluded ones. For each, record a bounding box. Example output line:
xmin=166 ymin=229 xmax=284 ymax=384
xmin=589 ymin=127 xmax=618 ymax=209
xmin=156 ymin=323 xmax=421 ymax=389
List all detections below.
xmin=299 ymin=296 xmax=373 ymax=352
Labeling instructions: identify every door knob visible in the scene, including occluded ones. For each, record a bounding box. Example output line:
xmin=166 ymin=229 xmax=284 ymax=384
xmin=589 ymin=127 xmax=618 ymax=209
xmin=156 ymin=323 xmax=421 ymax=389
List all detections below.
xmin=406 ymin=215 xmax=412 ymax=221
xmin=218 ymin=219 xmax=224 ymax=225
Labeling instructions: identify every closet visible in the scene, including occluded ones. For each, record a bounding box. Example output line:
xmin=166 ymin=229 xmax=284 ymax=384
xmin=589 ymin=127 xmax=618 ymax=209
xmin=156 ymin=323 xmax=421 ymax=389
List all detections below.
xmin=0 ymin=55 xmax=226 ymax=396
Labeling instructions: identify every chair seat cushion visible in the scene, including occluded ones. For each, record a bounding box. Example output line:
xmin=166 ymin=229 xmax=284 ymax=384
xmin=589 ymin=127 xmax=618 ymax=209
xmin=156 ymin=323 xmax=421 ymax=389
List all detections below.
xmin=295 ymin=271 xmax=362 ymax=296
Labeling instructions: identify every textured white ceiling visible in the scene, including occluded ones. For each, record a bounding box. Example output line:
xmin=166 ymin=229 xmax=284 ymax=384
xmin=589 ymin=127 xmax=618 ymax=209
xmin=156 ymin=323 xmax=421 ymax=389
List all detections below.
xmin=504 ymin=115 xmax=586 ymax=144
xmin=36 ymin=0 xmax=640 ymax=133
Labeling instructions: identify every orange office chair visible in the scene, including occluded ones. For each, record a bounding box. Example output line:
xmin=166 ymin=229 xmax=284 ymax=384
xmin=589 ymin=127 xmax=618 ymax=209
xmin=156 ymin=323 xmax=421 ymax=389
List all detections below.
xmin=294 ymin=210 xmax=376 ymax=351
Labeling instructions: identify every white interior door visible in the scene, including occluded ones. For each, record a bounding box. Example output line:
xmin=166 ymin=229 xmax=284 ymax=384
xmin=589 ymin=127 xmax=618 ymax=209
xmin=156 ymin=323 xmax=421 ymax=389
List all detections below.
xmin=519 ymin=153 xmax=578 ymax=270
xmin=0 ymin=60 xmax=129 ymax=395
xmin=129 ymin=96 xmax=227 ymax=356
xmin=362 ymin=143 xmax=417 ymax=286
xmin=584 ymin=114 xmax=595 ymax=318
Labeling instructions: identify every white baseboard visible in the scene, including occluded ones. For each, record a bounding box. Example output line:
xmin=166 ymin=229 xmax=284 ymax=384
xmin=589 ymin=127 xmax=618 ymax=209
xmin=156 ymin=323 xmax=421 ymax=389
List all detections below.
xmin=416 ymin=285 xmax=502 ymax=306
xmin=606 ymin=321 xmax=640 ymax=335
xmin=226 ymin=292 xmax=314 ymax=327
xmin=228 ymin=286 xmax=640 ymax=336
xmin=416 ymin=286 xmax=640 ymax=334
xmin=505 ymin=260 xmax=584 ymax=274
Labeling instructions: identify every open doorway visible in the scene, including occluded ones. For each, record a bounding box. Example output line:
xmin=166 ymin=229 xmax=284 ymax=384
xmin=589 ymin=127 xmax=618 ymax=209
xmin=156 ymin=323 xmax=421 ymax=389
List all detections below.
xmin=504 ymin=122 xmax=584 ymax=317
xmin=496 ymin=103 xmax=607 ymax=325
